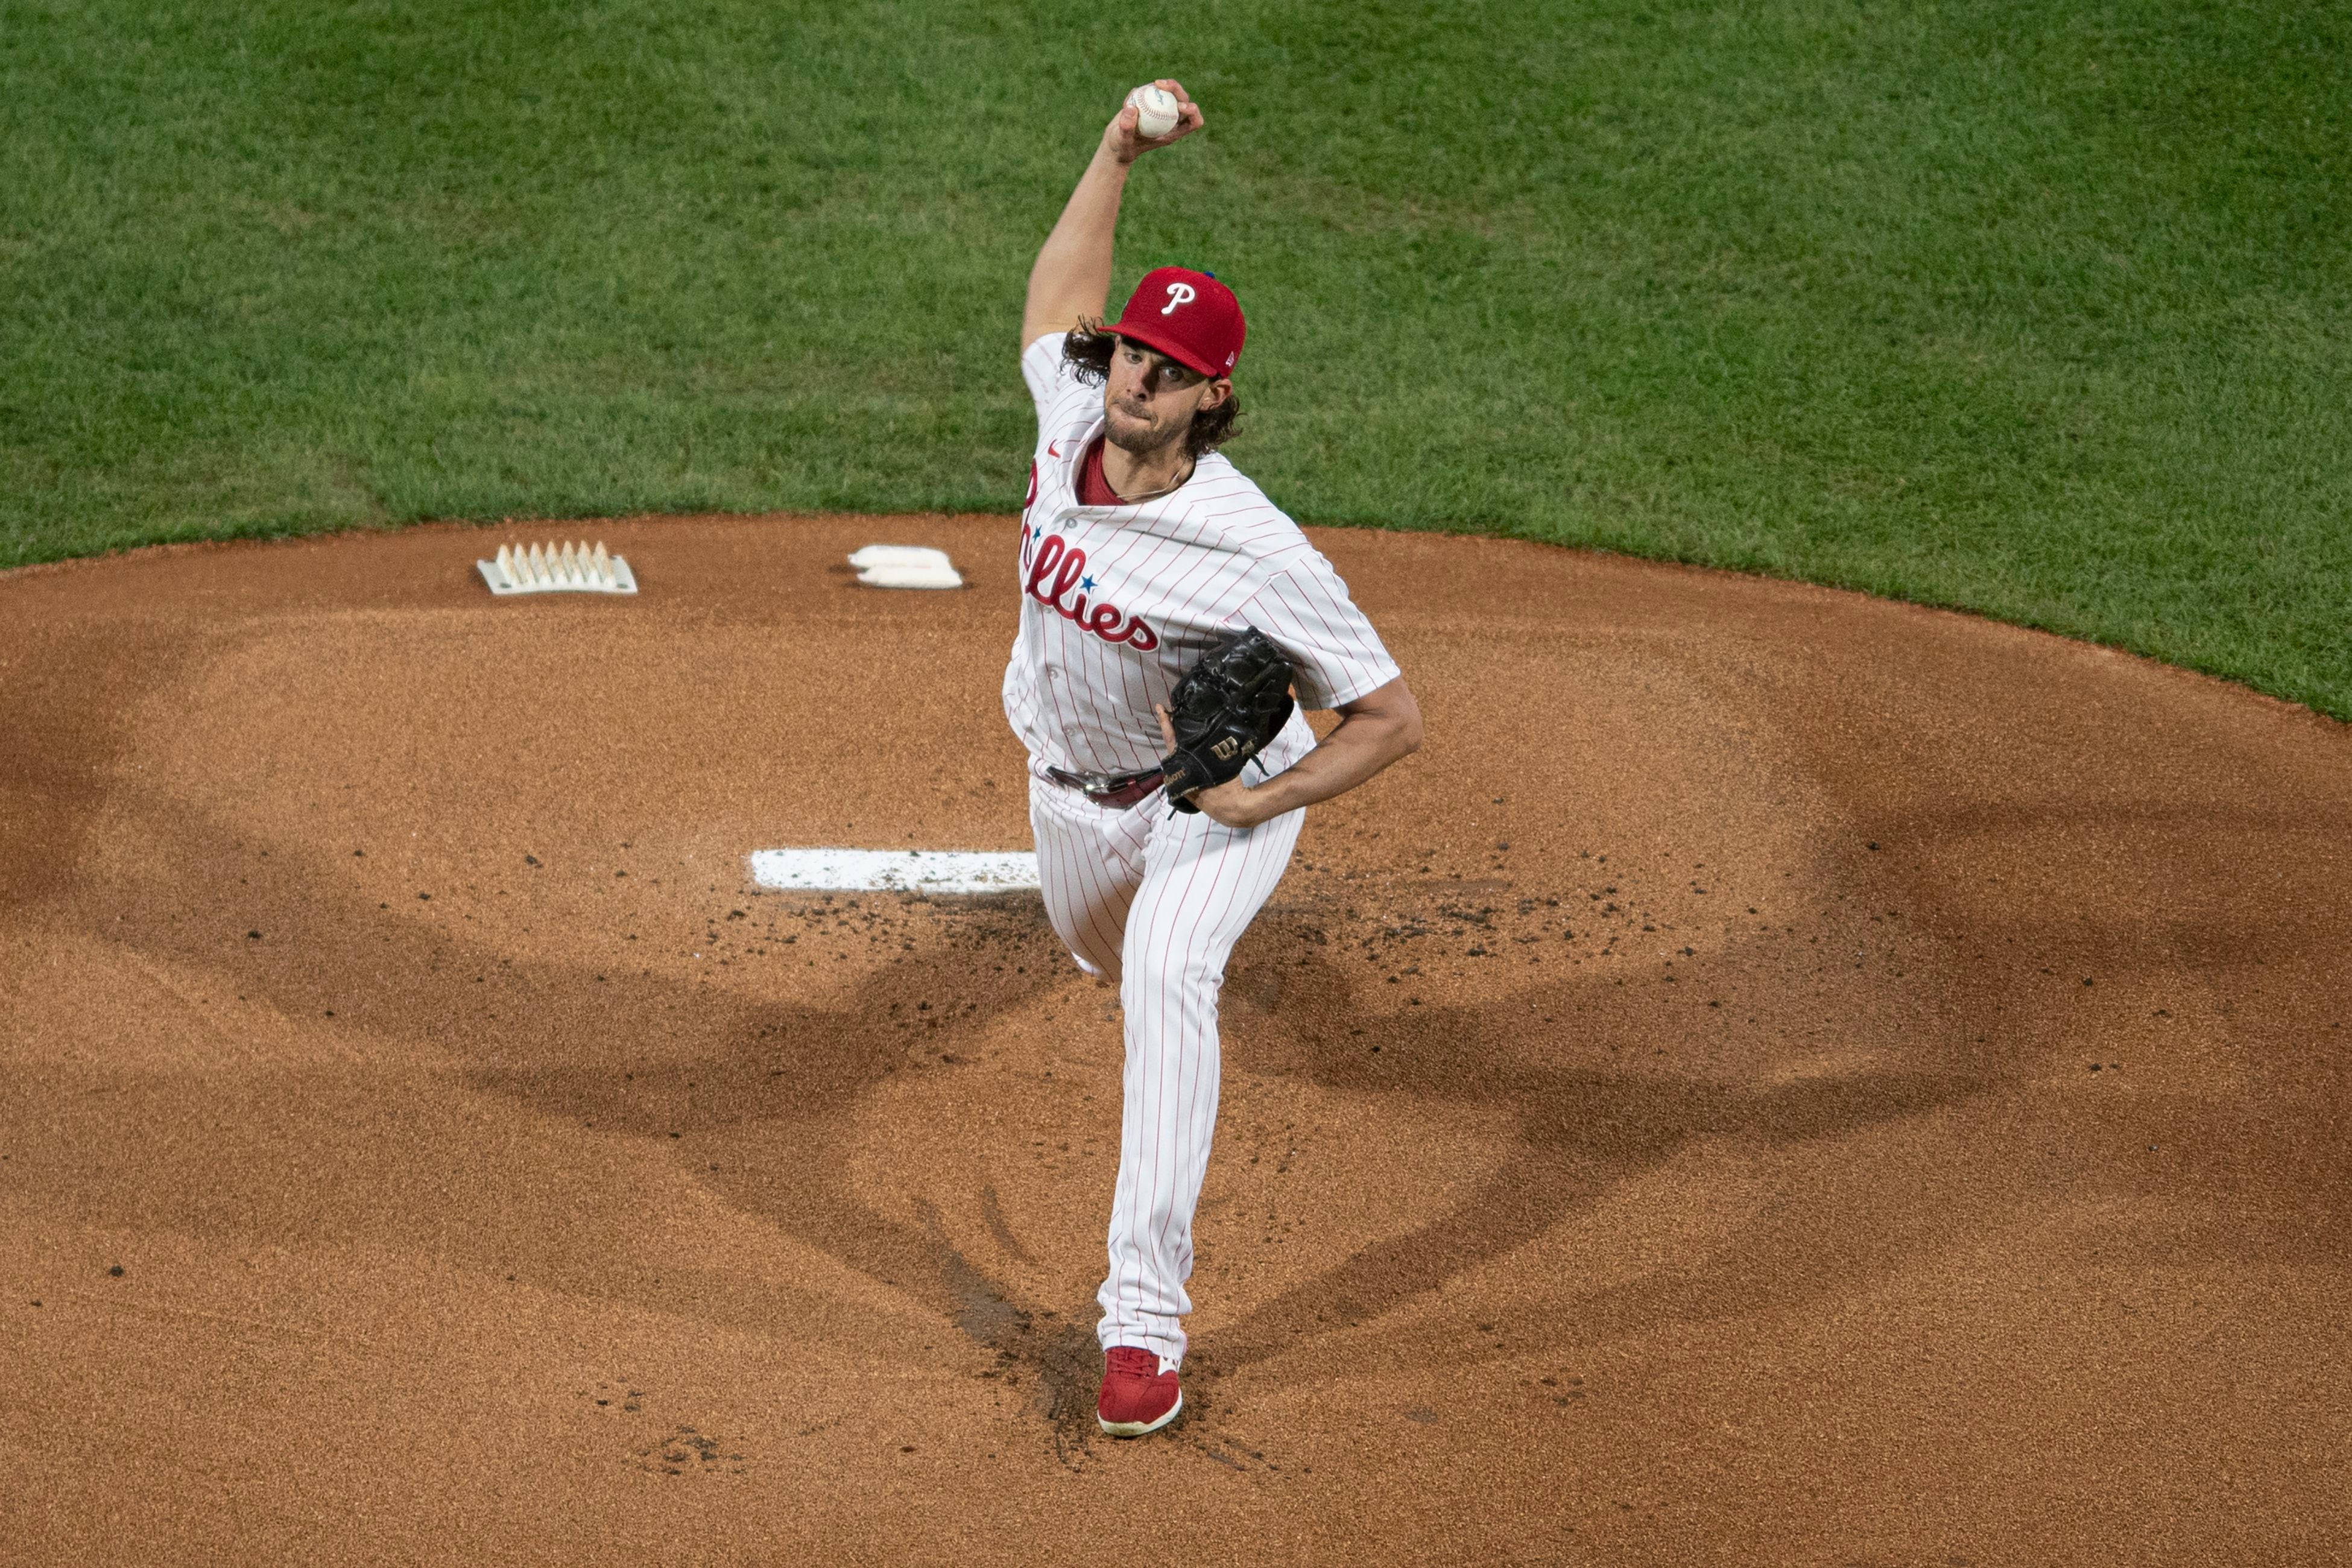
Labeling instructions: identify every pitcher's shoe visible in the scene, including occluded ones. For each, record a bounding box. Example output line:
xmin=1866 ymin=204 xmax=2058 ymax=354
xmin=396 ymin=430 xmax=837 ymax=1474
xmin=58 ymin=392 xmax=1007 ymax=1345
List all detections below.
xmin=1097 ymin=1346 xmax=1183 ymax=1437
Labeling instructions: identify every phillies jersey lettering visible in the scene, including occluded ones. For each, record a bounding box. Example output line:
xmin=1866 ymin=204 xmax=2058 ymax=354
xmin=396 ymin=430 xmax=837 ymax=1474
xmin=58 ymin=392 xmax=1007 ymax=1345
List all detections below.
xmin=1023 ymin=532 xmax=1161 ymax=651
xmin=1004 ymin=331 xmax=1400 ymax=780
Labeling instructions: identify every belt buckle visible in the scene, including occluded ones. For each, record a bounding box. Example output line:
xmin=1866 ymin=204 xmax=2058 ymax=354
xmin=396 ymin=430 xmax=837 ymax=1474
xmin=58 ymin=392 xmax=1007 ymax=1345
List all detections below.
xmin=1048 ymin=765 xmax=1160 ymax=809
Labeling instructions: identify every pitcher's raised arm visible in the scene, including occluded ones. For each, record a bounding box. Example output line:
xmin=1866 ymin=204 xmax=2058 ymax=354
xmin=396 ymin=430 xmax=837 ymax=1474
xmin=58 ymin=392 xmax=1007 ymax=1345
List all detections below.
xmin=1021 ymin=80 xmax=1204 ymax=350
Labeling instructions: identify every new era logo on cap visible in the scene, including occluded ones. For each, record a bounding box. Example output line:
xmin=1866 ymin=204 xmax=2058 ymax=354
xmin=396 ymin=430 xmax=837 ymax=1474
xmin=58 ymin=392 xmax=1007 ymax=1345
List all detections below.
xmin=1108 ymin=266 xmax=1245 ymax=378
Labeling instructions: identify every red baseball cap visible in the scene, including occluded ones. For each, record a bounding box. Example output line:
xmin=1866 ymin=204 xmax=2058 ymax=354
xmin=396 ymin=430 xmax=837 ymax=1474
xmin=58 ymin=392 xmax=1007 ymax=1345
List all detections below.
xmin=1105 ymin=266 xmax=1245 ymax=379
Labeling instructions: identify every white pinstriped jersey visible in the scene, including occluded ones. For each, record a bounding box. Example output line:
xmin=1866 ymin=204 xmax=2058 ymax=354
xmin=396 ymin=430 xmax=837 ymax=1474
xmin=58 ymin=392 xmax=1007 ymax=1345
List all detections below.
xmin=1005 ymin=332 xmax=1401 ymax=779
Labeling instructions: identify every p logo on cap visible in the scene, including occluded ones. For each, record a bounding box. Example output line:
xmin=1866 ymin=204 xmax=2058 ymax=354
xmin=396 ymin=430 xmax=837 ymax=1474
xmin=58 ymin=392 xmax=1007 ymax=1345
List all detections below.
xmin=1107 ymin=266 xmax=1246 ymax=378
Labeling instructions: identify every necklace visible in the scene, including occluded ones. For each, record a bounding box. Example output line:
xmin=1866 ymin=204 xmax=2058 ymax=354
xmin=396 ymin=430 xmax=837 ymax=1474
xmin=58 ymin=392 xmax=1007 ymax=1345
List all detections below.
xmin=1114 ymin=458 xmax=1194 ymax=504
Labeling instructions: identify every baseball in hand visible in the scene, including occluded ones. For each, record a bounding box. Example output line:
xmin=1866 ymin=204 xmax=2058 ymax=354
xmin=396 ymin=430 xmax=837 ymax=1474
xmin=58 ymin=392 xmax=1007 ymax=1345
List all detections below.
xmin=1129 ymin=84 xmax=1180 ymax=138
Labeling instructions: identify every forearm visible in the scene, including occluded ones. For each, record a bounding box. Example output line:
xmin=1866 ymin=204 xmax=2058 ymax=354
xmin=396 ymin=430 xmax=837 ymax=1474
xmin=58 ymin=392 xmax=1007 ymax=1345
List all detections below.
xmin=1020 ymin=83 xmax=1202 ymax=347
xmin=1023 ymin=141 xmax=1131 ymax=345
xmin=1241 ymin=709 xmax=1417 ymax=818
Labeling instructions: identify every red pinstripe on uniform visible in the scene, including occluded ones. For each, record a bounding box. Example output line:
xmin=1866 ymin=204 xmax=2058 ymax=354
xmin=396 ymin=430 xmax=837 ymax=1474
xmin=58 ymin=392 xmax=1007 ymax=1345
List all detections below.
xmin=1008 ymin=332 xmax=1400 ymax=1367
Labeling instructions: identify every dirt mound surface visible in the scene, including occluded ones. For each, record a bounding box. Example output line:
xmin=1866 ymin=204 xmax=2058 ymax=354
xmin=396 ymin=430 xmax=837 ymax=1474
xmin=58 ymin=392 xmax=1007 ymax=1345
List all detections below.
xmin=2 ymin=516 xmax=2345 ymax=1564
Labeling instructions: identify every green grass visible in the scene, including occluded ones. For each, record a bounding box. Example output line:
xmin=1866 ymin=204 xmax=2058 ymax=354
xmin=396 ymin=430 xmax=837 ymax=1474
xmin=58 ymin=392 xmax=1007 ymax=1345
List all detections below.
xmin=4 ymin=1 xmax=2346 ymax=715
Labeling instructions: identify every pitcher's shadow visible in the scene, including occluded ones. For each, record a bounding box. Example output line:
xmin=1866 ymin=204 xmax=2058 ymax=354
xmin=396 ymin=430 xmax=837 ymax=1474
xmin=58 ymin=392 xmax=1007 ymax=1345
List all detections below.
xmin=65 ymin=803 xmax=1984 ymax=1448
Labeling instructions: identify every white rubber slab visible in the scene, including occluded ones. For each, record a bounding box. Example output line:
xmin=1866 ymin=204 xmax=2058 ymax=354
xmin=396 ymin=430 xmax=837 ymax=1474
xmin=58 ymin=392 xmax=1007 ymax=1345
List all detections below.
xmin=849 ymin=543 xmax=962 ymax=590
xmin=849 ymin=545 xmax=952 ymax=570
xmin=858 ymin=563 xmax=964 ymax=589
xmin=748 ymin=848 xmax=1038 ymax=893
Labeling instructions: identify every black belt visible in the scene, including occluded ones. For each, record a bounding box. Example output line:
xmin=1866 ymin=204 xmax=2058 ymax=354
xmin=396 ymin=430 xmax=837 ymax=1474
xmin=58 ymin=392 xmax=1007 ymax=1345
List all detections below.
xmin=1045 ymin=764 xmax=1165 ymax=810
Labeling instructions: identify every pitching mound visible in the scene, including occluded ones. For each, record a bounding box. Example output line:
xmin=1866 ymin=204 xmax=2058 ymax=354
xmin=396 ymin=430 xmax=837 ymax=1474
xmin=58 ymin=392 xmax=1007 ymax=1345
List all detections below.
xmin=2 ymin=516 xmax=2345 ymax=1563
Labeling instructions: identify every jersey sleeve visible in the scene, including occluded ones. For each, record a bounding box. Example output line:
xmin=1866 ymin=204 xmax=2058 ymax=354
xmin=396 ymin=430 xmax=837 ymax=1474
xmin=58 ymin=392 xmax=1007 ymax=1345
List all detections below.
xmin=1241 ymin=549 xmax=1403 ymax=711
xmin=1022 ymin=332 xmax=1072 ymax=429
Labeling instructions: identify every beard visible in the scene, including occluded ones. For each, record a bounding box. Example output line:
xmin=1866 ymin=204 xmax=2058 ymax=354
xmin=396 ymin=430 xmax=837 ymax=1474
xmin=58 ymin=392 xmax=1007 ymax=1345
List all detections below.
xmin=1102 ymin=397 xmax=1188 ymax=458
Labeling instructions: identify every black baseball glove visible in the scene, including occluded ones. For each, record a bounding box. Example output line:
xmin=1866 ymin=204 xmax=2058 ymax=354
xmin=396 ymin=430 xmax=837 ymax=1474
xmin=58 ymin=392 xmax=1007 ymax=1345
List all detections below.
xmin=1159 ymin=627 xmax=1295 ymax=814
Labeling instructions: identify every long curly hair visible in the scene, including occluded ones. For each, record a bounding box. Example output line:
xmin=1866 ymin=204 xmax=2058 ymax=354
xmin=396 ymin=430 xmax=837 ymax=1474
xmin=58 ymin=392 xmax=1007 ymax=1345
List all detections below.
xmin=1061 ymin=321 xmax=1242 ymax=458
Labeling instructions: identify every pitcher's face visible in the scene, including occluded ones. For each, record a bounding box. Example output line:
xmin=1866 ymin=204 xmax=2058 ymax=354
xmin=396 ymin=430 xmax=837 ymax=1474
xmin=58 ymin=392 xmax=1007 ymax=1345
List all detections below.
xmin=1103 ymin=339 xmax=1229 ymax=455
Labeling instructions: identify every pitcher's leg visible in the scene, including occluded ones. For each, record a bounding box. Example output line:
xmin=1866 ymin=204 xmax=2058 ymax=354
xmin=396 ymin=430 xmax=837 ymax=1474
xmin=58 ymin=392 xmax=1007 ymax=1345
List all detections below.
xmin=1028 ymin=774 xmax=1149 ymax=981
xmin=1097 ymin=801 xmax=1306 ymax=1365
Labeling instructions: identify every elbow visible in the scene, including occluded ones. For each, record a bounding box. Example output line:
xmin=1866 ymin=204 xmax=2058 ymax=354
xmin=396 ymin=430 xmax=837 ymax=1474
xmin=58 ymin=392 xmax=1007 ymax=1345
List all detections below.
xmin=1394 ymin=701 xmax=1425 ymax=758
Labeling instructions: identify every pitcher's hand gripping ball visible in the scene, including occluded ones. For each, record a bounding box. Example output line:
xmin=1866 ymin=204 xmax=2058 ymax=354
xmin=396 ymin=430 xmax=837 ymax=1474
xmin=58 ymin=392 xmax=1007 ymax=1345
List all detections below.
xmin=1158 ymin=628 xmax=1295 ymax=814
xmin=1127 ymin=83 xmax=1181 ymax=138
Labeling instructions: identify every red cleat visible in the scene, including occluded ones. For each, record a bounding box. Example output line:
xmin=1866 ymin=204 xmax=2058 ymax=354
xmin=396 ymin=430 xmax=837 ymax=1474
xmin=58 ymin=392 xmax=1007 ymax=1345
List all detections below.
xmin=1097 ymin=1346 xmax=1183 ymax=1437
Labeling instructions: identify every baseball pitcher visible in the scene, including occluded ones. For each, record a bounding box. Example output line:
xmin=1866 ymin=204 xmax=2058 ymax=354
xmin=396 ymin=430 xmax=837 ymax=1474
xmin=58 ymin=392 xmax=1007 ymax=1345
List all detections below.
xmin=1009 ymin=80 xmax=1424 ymax=1436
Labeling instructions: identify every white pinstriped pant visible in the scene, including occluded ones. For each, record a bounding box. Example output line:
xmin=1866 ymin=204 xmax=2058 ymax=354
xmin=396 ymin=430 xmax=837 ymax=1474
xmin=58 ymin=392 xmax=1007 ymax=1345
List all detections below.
xmin=1028 ymin=769 xmax=1304 ymax=1367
